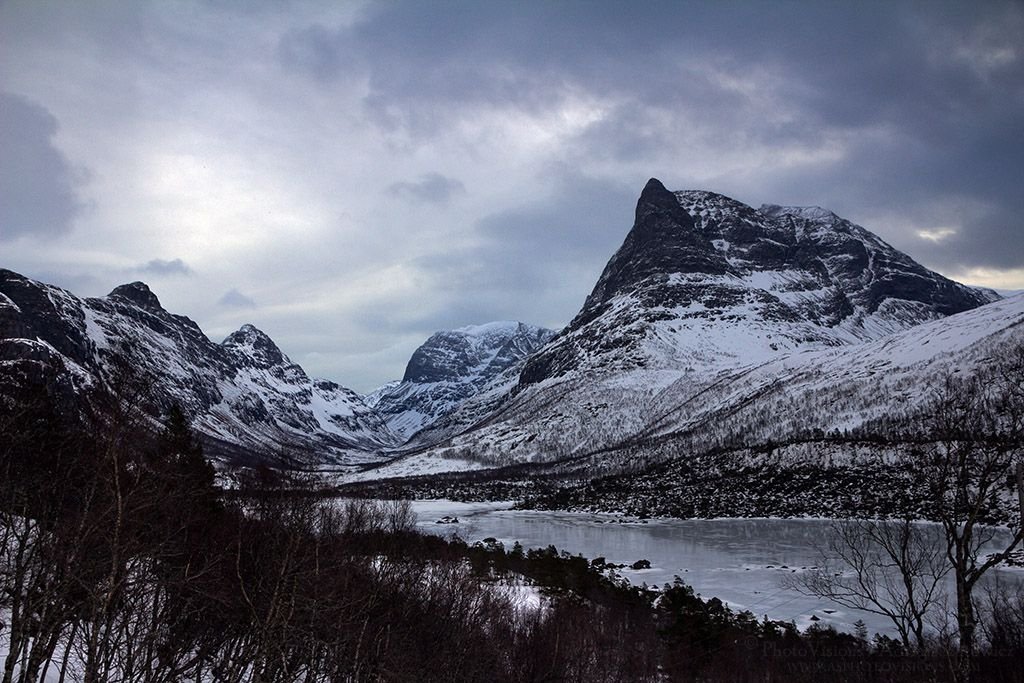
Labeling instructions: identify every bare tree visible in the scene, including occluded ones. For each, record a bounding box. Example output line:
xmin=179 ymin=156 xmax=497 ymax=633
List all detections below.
xmin=788 ymin=517 xmax=949 ymax=650
xmin=792 ymin=344 xmax=1024 ymax=682
xmin=922 ymin=359 xmax=1024 ymax=683
xmin=0 ymin=385 xmax=95 ymax=683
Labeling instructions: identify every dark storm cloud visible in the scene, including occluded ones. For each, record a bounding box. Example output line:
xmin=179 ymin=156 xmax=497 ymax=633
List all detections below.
xmin=136 ymin=258 xmax=193 ymax=276
xmin=0 ymin=91 xmax=83 ymax=240
xmin=471 ymin=174 xmax=636 ymax=281
xmin=281 ymin=2 xmax=949 ymax=123
xmin=387 ymin=173 xmax=465 ymax=204
xmin=409 ymin=173 xmax=637 ymax=328
xmin=280 ymin=0 xmax=1024 ymax=275
xmin=218 ymin=289 xmax=256 ymax=308
xmin=746 ymin=108 xmax=1024 ymax=273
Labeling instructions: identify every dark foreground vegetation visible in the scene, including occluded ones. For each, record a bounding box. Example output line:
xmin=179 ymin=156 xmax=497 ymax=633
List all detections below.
xmin=2 ymin=364 xmax=1023 ymax=682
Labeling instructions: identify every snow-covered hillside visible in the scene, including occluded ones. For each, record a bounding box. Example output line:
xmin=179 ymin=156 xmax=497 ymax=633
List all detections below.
xmin=367 ymin=179 xmax=1006 ymax=477
xmin=353 ymin=292 xmax=1023 ymax=491
xmin=521 ymin=179 xmax=995 ymax=385
xmin=0 ymin=270 xmax=398 ymax=466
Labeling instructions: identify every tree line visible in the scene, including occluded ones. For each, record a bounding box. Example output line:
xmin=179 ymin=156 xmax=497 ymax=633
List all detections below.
xmin=2 ymin=350 xmax=1023 ymax=681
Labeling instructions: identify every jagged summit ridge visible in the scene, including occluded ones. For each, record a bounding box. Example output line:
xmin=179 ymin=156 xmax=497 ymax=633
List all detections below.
xmin=581 ymin=179 xmax=724 ymax=314
xmin=0 ymin=269 xmax=398 ymax=466
xmin=223 ymin=323 xmax=288 ymax=368
xmin=759 ymin=203 xmax=838 ymax=223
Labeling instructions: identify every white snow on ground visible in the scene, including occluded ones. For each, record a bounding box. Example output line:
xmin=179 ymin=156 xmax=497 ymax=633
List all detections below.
xmin=81 ymin=307 xmax=109 ymax=351
xmin=341 ymin=451 xmax=492 ymax=481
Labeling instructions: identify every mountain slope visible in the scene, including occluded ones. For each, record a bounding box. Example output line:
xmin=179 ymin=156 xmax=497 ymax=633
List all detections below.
xmin=520 ymin=292 xmax=1024 ymax=519
xmin=0 ymin=270 xmax=398 ymax=466
xmin=373 ymin=179 xmax=1001 ymax=476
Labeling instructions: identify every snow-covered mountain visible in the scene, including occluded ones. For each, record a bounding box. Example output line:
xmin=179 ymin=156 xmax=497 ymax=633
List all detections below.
xmin=368 ymin=179 xmax=1003 ymax=477
xmin=521 ymin=178 xmax=996 ymax=385
xmin=366 ymin=321 xmax=555 ymax=442
xmin=2 ymin=178 xmax=1012 ymax=483
xmin=0 ymin=270 xmax=398 ymax=466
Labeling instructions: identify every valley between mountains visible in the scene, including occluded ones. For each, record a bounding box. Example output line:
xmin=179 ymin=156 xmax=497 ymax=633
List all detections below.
xmin=2 ymin=178 xmax=1021 ymax=520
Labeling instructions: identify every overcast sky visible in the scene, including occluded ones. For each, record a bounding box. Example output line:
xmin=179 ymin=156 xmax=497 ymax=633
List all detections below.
xmin=1 ymin=1 xmax=1022 ymax=392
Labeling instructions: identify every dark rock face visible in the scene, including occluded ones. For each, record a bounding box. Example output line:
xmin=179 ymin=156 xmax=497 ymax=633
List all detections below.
xmin=403 ymin=332 xmax=482 ymax=384
xmin=403 ymin=323 xmax=554 ymax=384
xmin=1 ymin=269 xmax=92 ymax=363
xmin=582 ymin=179 xmax=730 ymax=314
xmin=520 ymin=180 xmax=998 ymax=386
xmin=369 ymin=321 xmax=555 ymax=442
xmin=109 ymin=281 xmax=163 ymax=311
xmin=0 ymin=270 xmax=397 ymax=466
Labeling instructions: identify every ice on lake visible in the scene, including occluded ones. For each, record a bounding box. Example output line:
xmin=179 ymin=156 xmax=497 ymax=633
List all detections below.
xmin=411 ymin=499 xmax=1022 ymax=639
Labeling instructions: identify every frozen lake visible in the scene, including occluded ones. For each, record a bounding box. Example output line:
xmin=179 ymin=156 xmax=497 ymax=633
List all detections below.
xmin=411 ymin=499 xmax=1023 ymax=639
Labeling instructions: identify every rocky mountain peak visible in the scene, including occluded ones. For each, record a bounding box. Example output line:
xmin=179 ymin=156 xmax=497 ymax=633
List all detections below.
xmin=520 ymin=179 xmax=999 ymax=387
xmin=109 ymin=281 xmax=163 ymax=311
xmin=222 ymin=324 xmax=287 ymax=367
xmin=373 ymin=320 xmax=555 ymax=442
xmin=581 ymin=179 xmax=727 ymax=316
xmin=402 ymin=321 xmax=552 ymax=384
xmin=635 ymin=177 xmax=683 ymax=218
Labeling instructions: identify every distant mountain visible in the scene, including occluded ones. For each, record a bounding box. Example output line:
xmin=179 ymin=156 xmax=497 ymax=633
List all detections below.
xmin=366 ymin=321 xmax=555 ymax=442
xmin=0 ymin=270 xmax=398 ymax=466
xmin=369 ymin=179 xmax=1002 ymax=477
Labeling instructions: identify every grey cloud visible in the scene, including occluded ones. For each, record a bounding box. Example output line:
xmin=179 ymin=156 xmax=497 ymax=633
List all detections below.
xmin=277 ymin=1 xmax=1023 ymax=275
xmin=277 ymin=23 xmax=357 ymax=83
xmin=0 ymin=91 xmax=83 ymax=240
xmin=218 ymin=289 xmax=256 ymax=308
xmin=387 ymin=173 xmax=465 ymax=204
xmin=28 ymin=270 xmax=99 ymax=296
xmin=913 ymin=205 xmax=1024 ymax=274
xmin=137 ymin=258 xmax=193 ymax=276
xmin=338 ymin=173 xmax=637 ymax=348
xmin=739 ymin=112 xmax=1024 ymax=274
